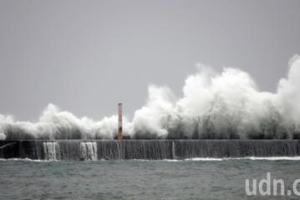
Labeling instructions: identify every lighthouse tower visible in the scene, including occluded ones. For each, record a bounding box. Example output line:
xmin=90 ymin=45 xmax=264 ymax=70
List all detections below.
xmin=117 ymin=103 xmax=123 ymax=140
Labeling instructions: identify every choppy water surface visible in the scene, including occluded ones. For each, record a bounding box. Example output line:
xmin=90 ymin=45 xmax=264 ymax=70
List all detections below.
xmin=1 ymin=159 xmax=300 ymax=200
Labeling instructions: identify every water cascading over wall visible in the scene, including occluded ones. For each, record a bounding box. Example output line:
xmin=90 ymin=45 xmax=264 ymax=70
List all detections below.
xmin=80 ymin=142 xmax=97 ymax=161
xmin=1 ymin=140 xmax=300 ymax=160
xmin=43 ymin=142 xmax=59 ymax=160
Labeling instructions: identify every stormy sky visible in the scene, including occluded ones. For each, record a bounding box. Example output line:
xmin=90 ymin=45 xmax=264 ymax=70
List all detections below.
xmin=0 ymin=0 xmax=300 ymax=121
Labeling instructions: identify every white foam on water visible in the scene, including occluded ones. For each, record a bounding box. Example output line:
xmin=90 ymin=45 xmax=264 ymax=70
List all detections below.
xmin=183 ymin=157 xmax=300 ymax=161
xmin=2 ymin=156 xmax=300 ymax=162
xmin=0 ymin=158 xmax=56 ymax=162
xmin=184 ymin=158 xmax=224 ymax=161
xmin=245 ymin=156 xmax=300 ymax=161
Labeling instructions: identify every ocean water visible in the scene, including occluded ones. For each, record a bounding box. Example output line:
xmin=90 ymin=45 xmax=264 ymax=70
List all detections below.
xmin=1 ymin=159 xmax=300 ymax=200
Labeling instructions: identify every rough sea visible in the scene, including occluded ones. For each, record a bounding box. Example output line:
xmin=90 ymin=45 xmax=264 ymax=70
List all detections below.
xmin=1 ymin=158 xmax=300 ymax=200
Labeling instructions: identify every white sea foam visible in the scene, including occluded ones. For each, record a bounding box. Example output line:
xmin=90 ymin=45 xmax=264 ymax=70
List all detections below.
xmin=1 ymin=56 xmax=300 ymax=140
xmin=0 ymin=158 xmax=55 ymax=162
xmin=245 ymin=156 xmax=300 ymax=161
xmin=125 ymin=157 xmax=300 ymax=162
xmin=184 ymin=158 xmax=225 ymax=161
xmin=2 ymin=157 xmax=300 ymax=162
xmin=183 ymin=157 xmax=300 ymax=161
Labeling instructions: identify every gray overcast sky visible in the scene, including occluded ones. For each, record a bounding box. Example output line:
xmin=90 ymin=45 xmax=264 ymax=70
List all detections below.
xmin=0 ymin=0 xmax=300 ymax=121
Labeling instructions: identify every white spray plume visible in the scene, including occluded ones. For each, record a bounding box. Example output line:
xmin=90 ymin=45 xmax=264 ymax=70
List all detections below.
xmin=132 ymin=55 xmax=300 ymax=139
xmin=1 ymin=56 xmax=300 ymax=140
xmin=0 ymin=104 xmax=132 ymax=140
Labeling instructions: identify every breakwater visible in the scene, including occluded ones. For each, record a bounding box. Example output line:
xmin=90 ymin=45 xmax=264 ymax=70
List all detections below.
xmin=1 ymin=140 xmax=300 ymax=160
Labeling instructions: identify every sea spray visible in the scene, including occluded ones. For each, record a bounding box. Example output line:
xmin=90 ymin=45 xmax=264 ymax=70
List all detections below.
xmin=1 ymin=56 xmax=300 ymax=140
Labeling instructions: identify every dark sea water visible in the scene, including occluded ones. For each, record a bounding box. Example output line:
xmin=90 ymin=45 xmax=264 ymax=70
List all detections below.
xmin=1 ymin=158 xmax=300 ymax=200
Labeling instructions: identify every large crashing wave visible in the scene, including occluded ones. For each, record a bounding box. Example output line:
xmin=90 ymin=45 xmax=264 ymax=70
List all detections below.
xmin=1 ymin=56 xmax=300 ymax=140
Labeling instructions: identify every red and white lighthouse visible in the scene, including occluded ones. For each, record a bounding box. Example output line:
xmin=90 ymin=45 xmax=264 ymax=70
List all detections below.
xmin=117 ymin=103 xmax=123 ymax=140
